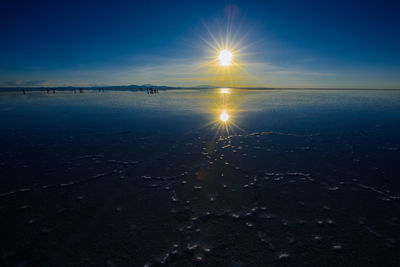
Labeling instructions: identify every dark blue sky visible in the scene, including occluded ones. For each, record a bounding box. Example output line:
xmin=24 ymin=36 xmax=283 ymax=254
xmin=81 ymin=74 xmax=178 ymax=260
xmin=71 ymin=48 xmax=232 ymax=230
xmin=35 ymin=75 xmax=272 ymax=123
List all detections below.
xmin=1 ymin=0 xmax=399 ymax=88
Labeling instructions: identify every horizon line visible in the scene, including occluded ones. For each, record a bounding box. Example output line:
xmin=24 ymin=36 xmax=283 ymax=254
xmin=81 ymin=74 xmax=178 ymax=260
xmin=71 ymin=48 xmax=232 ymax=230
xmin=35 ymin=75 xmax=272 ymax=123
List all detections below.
xmin=1 ymin=85 xmax=400 ymax=91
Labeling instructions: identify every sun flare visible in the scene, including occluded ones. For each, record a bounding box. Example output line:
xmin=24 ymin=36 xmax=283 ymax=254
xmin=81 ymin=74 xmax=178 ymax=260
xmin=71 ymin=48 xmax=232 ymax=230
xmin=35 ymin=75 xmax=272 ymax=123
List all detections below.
xmin=220 ymin=110 xmax=229 ymax=122
xmin=218 ymin=49 xmax=233 ymax=66
xmin=200 ymin=20 xmax=252 ymax=86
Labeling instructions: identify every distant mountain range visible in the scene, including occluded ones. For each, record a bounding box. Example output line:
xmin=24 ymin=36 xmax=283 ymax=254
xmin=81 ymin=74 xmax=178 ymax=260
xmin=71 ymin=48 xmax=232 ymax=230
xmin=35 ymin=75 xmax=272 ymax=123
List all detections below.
xmin=0 ymin=84 xmax=219 ymax=91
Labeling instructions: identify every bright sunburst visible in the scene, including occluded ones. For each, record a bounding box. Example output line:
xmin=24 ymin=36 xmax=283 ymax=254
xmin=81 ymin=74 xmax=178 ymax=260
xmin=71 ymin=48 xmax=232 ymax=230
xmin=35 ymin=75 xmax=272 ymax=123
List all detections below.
xmin=218 ymin=49 xmax=233 ymax=66
xmin=198 ymin=16 xmax=255 ymax=87
xmin=219 ymin=110 xmax=229 ymax=122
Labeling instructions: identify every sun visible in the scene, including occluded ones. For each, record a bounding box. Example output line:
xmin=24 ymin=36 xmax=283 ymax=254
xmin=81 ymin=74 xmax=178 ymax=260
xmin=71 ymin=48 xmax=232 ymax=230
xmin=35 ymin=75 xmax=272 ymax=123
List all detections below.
xmin=218 ymin=49 xmax=233 ymax=66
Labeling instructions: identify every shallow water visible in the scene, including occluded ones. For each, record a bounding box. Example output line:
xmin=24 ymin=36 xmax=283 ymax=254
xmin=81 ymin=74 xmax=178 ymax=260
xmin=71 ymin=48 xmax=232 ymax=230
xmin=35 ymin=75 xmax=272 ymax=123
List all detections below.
xmin=0 ymin=88 xmax=400 ymax=266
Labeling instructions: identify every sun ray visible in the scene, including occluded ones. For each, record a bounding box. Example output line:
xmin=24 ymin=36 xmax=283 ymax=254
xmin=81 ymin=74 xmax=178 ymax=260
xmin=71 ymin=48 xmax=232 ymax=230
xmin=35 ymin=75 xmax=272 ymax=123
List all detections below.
xmin=198 ymin=17 xmax=254 ymax=86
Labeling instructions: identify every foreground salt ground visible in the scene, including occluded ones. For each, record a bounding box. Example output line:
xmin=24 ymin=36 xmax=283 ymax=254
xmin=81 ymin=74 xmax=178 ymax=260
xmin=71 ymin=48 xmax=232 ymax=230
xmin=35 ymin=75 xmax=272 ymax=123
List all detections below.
xmin=0 ymin=89 xmax=399 ymax=266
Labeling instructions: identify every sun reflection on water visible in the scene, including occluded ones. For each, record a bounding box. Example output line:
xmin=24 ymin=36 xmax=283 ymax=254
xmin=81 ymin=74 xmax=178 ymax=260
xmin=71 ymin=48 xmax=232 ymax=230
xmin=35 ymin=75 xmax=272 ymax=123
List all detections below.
xmin=193 ymin=88 xmax=246 ymax=138
xmin=207 ymin=88 xmax=246 ymax=137
xmin=220 ymin=110 xmax=229 ymax=122
xmin=220 ymin=88 xmax=230 ymax=94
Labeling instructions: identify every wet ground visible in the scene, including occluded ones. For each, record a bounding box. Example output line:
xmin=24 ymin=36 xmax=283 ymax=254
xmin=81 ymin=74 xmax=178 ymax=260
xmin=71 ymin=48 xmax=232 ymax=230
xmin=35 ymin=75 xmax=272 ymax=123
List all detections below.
xmin=0 ymin=88 xmax=399 ymax=266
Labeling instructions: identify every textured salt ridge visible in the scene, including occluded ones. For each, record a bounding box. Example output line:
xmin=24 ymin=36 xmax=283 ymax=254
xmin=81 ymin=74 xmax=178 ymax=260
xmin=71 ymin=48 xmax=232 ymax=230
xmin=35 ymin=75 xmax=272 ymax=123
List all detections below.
xmin=1 ymin=129 xmax=399 ymax=266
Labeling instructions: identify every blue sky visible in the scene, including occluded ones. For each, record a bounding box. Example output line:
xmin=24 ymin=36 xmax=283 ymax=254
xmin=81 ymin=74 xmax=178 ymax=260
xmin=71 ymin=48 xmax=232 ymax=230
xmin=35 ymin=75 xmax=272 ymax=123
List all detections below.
xmin=0 ymin=0 xmax=399 ymax=88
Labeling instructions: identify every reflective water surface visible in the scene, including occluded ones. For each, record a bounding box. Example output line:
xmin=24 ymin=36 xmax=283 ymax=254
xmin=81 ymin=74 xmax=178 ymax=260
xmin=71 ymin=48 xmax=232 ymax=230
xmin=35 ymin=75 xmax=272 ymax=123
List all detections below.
xmin=0 ymin=89 xmax=400 ymax=266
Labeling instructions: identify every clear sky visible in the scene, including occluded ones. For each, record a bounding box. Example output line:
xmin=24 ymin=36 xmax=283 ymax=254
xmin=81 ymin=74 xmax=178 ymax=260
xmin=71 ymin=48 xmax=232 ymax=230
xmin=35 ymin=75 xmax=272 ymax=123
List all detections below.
xmin=1 ymin=0 xmax=399 ymax=88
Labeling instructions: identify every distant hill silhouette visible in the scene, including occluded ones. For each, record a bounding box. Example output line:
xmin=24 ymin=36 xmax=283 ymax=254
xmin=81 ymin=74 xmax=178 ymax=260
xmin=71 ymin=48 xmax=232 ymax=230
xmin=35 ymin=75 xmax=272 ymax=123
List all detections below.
xmin=0 ymin=84 xmax=219 ymax=91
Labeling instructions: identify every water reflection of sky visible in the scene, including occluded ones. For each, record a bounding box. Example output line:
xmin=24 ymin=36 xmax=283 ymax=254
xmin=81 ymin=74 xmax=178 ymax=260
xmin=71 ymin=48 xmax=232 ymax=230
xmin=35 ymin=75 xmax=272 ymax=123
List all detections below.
xmin=2 ymin=89 xmax=400 ymax=136
xmin=3 ymin=88 xmax=400 ymax=113
xmin=1 ymin=89 xmax=400 ymax=266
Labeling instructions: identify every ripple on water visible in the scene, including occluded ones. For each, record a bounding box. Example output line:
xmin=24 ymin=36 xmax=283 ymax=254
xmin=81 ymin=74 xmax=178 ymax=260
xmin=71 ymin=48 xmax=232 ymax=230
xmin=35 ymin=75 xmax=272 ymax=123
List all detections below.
xmin=312 ymin=235 xmax=322 ymax=241
xmin=245 ymin=222 xmax=254 ymax=228
xmin=232 ymin=213 xmax=240 ymax=220
xmin=332 ymin=244 xmax=343 ymax=252
xmin=385 ymin=238 xmax=397 ymax=248
xmin=276 ymin=252 xmax=290 ymax=261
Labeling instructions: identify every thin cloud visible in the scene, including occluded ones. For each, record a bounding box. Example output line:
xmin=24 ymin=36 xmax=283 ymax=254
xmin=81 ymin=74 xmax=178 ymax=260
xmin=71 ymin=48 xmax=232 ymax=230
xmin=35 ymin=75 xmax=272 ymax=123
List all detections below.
xmin=0 ymin=80 xmax=50 ymax=87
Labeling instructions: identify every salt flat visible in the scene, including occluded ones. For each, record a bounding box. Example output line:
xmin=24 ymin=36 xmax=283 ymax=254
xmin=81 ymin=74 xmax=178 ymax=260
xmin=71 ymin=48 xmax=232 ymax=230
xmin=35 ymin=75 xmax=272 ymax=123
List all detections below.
xmin=0 ymin=88 xmax=399 ymax=266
